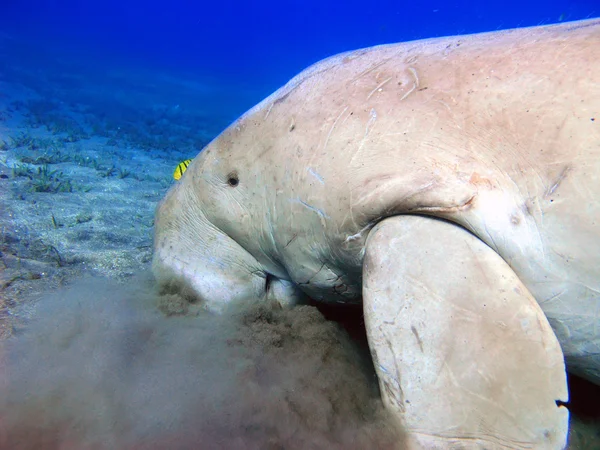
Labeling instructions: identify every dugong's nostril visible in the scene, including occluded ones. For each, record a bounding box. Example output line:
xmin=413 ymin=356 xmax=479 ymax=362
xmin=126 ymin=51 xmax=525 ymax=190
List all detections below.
xmin=227 ymin=171 xmax=239 ymax=187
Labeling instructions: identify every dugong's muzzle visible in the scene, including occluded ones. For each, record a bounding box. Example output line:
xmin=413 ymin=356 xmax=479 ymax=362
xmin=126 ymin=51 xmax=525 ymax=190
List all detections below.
xmin=152 ymin=182 xmax=267 ymax=312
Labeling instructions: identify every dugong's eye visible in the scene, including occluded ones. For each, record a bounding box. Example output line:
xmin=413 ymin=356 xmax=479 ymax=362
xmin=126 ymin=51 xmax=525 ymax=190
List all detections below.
xmin=227 ymin=171 xmax=239 ymax=187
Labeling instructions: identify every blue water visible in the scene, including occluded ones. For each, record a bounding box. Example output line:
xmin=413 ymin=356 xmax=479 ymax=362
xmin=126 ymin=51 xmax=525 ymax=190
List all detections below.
xmin=2 ymin=0 xmax=598 ymax=117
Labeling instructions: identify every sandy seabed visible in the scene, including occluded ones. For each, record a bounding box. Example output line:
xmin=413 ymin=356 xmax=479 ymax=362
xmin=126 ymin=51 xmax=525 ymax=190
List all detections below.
xmin=0 ymin=36 xmax=599 ymax=449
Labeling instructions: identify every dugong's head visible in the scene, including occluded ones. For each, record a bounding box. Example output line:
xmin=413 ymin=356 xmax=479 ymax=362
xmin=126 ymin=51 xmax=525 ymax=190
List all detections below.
xmin=153 ymin=121 xmax=304 ymax=312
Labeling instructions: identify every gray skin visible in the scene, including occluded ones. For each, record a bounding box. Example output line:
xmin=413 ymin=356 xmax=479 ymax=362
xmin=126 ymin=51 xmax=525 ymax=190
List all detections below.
xmin=154 ymin=19 xmax=600 ymax=448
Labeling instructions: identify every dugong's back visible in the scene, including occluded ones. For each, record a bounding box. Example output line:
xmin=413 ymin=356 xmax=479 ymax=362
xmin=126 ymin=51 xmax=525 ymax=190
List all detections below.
xmin=239 ymin=20 xmax=600 ymax=381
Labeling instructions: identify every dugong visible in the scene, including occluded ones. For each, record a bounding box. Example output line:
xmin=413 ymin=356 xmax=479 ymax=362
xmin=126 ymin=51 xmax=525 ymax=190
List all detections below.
xmin=154 ymin=19 xmax=600 ymax=449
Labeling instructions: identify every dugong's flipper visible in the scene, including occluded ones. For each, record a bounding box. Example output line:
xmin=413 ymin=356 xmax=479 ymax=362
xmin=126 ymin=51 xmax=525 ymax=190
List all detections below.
xmin=363 ymin=215 xmax=569 ymax=449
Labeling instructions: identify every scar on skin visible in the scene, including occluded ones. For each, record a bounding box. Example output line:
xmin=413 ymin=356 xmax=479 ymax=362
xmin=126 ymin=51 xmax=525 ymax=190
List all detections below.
xmin=299 ymin=262 xmax=327 ymax=286
xmin=411 ymin=325 xmax=424 ymax=353
xmin=383 ymin=336 xmax=405 ymax=410
xmin=367 ymin=77 xmax=393 ymax=100
xmin=349 ymin=57 xmax=393 ymax=84
xmin=344 ymin=222 xmax=376 ymax=244
xmin=411 ymin=194 xmax=477 ymax=213
xmin=399 ymin=67 xmax=419 ymax=101
xmin=522 ymin=198 xmax=535 ymax=216
xmin=565 ymin=20 xmax=600 ymax=32
xmin=290 ymin=198 xmax=330 ymax=220
xmin=323 ymin=106 xmax=349 ymax=151
xmin=350 ymin=108 xmax=377 ymax=165
xmin=404 ymin=53 xmax=419 ymax=65
xmin=273 ymin=91 xmax=291 ymax=105
xmin=264 ymin=102 xmax=274 ymax=120
xmin=469 ymin=172 xmax=494 ymax=190
xmin=365 ymin=108 xmax=377 ymax=135
xmin=341 ymin=49 xmax=369 ymax=64
xmin=546 ymin=165 xmax=571 ymax=197
xmin=284 ymin=234 xmax=298 ymax=248
xmin=307 ymin=167 xmax=325 ymax=184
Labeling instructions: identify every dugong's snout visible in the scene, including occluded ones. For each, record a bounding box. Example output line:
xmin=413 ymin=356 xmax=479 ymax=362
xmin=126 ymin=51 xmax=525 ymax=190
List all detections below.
xmin=152 ymin=182 xmax=267 ymax=313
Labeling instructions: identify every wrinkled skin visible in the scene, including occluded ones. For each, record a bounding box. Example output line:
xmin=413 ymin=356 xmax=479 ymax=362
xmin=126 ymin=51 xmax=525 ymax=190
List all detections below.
xmin=154 ymin=19 xmax=600 ymax=446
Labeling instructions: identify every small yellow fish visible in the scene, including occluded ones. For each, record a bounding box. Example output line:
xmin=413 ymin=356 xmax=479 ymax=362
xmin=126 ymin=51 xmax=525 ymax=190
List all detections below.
xmin=173 ymin=159 xmax=192 ymax=180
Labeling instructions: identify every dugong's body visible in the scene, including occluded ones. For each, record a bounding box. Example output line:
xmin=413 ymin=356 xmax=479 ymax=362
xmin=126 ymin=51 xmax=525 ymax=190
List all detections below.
xmin=154 ymin=19 xmax=600 ymax=448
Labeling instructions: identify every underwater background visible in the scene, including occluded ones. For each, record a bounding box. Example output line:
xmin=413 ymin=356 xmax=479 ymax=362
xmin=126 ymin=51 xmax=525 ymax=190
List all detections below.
xmin=0 ymin=1 xmax=599 ymax=449
xmin=1 ymin=0 xmax=599 ymax=130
